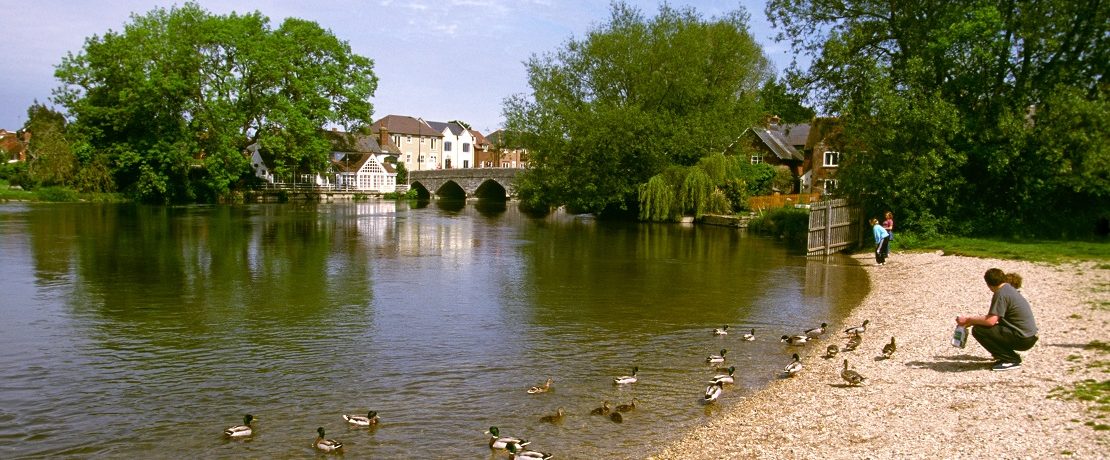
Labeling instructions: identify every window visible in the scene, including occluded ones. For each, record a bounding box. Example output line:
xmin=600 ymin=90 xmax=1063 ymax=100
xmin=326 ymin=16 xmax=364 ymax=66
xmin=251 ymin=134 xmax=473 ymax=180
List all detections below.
xmin=418 ymin=155 xmax=424 ymax=162
xmin=444 ymin=141 xmax=453 ymax=151
xmin=406 ymin=154 xmax=411 ymax=163
xmin=750 ymin=153 xmax=764 ymax=164
xmin=823 ymin=151 xmax=840 ymax=167
xmin=823 ymin=179 xmax=838 ymax=194
xmin=431 ymin=139 xmax=437 ymax=150
xmin=406 ymin=135 xmax=412 ymax=143
xmin=462 ymin=143 xmax=470 ymax=153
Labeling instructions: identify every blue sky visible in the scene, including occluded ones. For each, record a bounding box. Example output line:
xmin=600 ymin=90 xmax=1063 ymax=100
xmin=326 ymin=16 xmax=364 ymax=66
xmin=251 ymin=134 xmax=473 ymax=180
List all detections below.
xmin=0 ymin=0 xmax=797 ymax=134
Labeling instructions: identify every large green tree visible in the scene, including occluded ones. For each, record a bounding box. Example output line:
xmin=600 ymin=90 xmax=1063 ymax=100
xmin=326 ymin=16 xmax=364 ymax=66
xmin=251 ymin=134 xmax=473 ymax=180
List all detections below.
xmin=503 ymin=2 xmax=770 ymax=216
xmin=54 ymin=2 xmax=377 ymax=203
xmin=768 ymin=0 xmax=1109 ymax=237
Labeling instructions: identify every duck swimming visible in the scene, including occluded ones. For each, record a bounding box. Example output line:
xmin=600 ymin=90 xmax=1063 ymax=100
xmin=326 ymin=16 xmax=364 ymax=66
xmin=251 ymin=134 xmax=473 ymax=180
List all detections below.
xmin=713 ymin=325 xmax=729 ymax=335
xmin=313 ymin=427 xmax=343 ymax=452
xmin=710 ymin=366 xmax=736 ymax=385
xmin=614 ymin=367 xmax=638 ymax=385
xmin=703 ymin=381 xmax=724 ymax=403
xmin=539 ymin=407 xmax=565 ymax=424
xmin=615 ymin=398 xmax=638 ymax=412
xmin=528 ymin=378 xmax=553 ymax=394
xmin=224 ymin=414 xmax=254 ymax=438
xmin=780 ymin=335 xmax=809 ymax=346
xmin=805 ymin=322 xmax=828 ymax=338
xmin=486 ymin=426 xmax=529 ymax=450
xmin=507 ymin=441 xmax=554 ymax=459
xmin=339 ymin=411 xmax=379 ymax=426
xmin=741 ymin=328 xmax=755 ymax=341
xmin=590 ymin=400 xmax=611 ymax=416
xmin=706 ymin=349 xmax=727 ymax=364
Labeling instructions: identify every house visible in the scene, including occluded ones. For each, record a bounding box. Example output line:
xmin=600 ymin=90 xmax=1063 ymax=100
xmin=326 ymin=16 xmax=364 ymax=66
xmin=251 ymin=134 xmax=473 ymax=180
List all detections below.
xmin=470 ymin=129 xmax=493 ymax=168
xmin=426 ymin=120 xmax=475 ymax=169
xmin=729 ymin=118 xmax=806 ymax=193
xmin=326 ymin=130 xmax=397 ymax=193
xmin=485 ymin=129 xmax=529 ymax=168
xmin=801 ymin=117 xmax=843 ymax=195
xmin=370 ymin=115 xmax=442 ymax=172
xmin=1 ymin=129 xmax=27 ymax=163
xmin=245 ymin=143 xmax=329 ymax=187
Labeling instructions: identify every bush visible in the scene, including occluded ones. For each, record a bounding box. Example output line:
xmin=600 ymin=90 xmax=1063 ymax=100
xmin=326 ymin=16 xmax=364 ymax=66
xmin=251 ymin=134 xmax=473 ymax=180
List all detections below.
xmin=748 ymin=206 xmax=810 ymax=247
xmin=382 ymin=189 xmax=417 ymax=200
xmin=36 ymin=187 xmax=80 ymax=202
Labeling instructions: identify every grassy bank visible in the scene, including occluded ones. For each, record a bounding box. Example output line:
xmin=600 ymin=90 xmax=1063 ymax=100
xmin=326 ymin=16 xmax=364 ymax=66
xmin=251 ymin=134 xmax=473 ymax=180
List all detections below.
xmin=0 ymin=180 xmax=127 ymax=203
xmin=891 ymin=234 xmax=1110 ymax=264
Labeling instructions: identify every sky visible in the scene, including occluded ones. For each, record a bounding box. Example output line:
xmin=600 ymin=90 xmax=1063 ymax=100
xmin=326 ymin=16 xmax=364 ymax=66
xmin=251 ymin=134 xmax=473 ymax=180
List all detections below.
xmin=0 ymin=0 xmax=799 ymax=134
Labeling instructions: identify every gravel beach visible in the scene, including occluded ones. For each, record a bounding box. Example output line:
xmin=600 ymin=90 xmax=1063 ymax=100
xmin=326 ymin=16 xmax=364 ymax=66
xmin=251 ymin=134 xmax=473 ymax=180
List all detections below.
xmin=652 ymin=251 xmax=1110 ymax=459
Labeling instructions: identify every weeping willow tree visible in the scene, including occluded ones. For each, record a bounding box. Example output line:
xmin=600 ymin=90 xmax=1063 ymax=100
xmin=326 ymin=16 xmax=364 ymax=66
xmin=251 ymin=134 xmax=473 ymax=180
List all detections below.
xmin=640 ymin=153 xmax=771 ymax=221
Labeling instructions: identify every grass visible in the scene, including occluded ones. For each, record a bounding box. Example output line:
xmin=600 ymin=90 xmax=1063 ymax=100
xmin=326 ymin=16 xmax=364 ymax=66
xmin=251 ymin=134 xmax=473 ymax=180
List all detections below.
xmin=1050 ymin=340 xmax=1110 ymax=432
xmin=891 ymin=234 xmax=1110 ymax=264
xmin=0 ymin=179 xmax=127 ymax=203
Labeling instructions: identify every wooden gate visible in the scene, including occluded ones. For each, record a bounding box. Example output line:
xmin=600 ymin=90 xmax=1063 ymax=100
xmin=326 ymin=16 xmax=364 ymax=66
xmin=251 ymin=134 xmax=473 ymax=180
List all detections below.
xmin=807 ymin=198 xmax=862 ymax=256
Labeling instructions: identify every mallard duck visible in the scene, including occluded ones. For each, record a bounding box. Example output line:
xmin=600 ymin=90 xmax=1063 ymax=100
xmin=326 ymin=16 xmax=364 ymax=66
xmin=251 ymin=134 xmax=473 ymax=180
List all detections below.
xmin=486 ymin=426 xmax=529 ymax=450
xmin=784 ymin=353 xmax=802 ymax=376
xmin=805 ymin=322 xmax=828 ymax=338
xmin=741 ymin=328 xmax=756 ymax=341
xmin=882 ymin=337 xmax=897 ymax=359
xmin=224 ymin=414 xmax=255 ymax=438
xmin=507 ymin=441 xmax=554 ymax=459
xmin=703 ymin=381 xmax=724 ymax=403
xmin=844 ymin=319 xmax=870 ymax=335
xmin=844 ymin=333 xmax=862 ymax=351
xmin=539 ymin=407 xmax=565 ymax=424
xmin=342 ymin=410 xmax=379 ymax=426
xmin=706 ymin=349 xmax=727 ymax=364
xmin=614 ymin=366 xmax=638 ymax=385
xmin=841 ymin=359 xmax=866 ymax=386
xmin=780 ymin=335 xmax=809 ymax=346
xmin=826 ymin=344 xmax=839 ymax=358
xmin=615 ymin=398 xmax=637 ymax=412
xmin=528 ymin=378 xmax=553 ymax=394
xmin=313 ymin=427 xmax=343 ymax=452
xmin=590 ymin=400 xmax=611 ymax=416
xmin=713 ymin=325 xmax=729 ymax=335
xmin=710 ymin=366 xmax=736 ymax=385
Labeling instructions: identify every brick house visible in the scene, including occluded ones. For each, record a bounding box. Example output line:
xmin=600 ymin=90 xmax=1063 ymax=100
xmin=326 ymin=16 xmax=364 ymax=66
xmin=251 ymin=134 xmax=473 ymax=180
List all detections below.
xmin=370 ymin=115 xmax=443 ymax=172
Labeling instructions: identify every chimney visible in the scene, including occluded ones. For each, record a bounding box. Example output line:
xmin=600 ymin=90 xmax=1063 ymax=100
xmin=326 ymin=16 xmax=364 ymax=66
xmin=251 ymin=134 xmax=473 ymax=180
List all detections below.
xmin=378 ymin=126 xmax=390 ymax=148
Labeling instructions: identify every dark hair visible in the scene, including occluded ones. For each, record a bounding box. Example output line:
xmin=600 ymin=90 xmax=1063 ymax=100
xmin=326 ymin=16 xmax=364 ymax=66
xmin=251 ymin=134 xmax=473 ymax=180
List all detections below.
xmin=984 ymin=268 xmax=1006 ymax=287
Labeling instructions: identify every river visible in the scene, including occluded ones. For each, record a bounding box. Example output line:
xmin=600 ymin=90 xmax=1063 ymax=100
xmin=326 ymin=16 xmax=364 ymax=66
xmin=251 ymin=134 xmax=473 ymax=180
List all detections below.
xmin=0 ymin=200 xmax=866 ymax=458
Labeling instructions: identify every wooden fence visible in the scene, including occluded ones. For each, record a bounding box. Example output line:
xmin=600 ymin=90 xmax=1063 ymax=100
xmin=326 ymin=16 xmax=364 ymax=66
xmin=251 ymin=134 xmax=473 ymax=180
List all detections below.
xmin=747 ymin=193 xmax=822 ymax=211
xmin=806 ymin=198 xmax=862 ymax=256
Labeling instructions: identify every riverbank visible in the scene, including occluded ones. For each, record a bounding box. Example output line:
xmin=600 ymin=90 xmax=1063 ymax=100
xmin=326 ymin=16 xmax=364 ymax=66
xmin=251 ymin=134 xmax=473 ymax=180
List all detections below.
xmin=653 ymin=251 xmax=1110 ymax=459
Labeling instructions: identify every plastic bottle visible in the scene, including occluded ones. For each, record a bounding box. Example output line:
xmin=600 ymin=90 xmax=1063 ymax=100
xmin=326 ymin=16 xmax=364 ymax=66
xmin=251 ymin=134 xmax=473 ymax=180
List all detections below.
xmin=952 ymin=320 xmax=969 ymax=348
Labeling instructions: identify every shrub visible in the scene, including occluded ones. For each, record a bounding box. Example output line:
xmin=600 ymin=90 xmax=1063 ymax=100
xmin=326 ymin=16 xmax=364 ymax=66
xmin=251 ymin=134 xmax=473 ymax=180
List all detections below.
xmin=749 ymin=206 xmax=810 ymax=247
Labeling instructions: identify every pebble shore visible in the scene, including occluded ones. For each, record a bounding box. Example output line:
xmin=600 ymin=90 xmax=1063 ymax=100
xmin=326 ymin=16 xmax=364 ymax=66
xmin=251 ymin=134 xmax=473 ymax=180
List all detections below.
xmin=652 ymin=251 xmax=1110 ymax=459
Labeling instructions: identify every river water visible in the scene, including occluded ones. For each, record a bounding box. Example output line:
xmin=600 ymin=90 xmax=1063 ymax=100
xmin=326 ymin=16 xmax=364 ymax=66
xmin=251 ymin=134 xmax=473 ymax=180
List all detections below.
xmin=0 ymin=200 xmax=866 ymax=458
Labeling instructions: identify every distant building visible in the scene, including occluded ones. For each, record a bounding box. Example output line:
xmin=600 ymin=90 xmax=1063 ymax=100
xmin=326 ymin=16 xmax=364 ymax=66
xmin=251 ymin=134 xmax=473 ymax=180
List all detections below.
xmin=1 ymin=129 xmax=27 ymax=163
xmin=485 ymin=129 xmax=529 ymax=168
xmin=426 ymin=120 xmax=475 ymax=169
xmin=370 ymin=115 xmax=443 ymax=172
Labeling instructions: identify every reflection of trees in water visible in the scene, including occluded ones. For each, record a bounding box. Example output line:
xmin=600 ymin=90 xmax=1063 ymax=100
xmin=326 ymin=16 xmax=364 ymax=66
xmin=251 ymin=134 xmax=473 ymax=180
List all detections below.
xmin=34 ymin=204 xmax=373 ymax=344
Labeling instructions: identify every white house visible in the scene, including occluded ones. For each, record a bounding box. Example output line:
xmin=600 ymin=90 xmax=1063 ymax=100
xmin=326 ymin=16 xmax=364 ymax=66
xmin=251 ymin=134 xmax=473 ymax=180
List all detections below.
xmin=326 ymin=130 xmax=398 ymax=193
xmin=427 ymin=120 xmax=475 ymax=169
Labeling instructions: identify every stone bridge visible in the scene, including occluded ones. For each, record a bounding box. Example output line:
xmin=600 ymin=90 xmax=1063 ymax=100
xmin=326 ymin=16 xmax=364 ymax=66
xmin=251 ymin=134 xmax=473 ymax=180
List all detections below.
xmin=408 ymin=168 xmax=525 ymax=200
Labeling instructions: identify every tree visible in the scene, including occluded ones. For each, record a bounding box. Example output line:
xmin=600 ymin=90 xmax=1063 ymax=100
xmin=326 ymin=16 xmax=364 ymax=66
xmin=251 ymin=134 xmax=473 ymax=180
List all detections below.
xmin=503 ymin=2 xmax=770 ymax=216
xmin=54 ymin=2 xmax=377 ymax=203
xmin=22 ymin=102 xmax=75 ymax=188
xmin=767 ymin=0 xmax=1109 ymax=237
xmin=758 ymin=78 xmax=815 ymax=124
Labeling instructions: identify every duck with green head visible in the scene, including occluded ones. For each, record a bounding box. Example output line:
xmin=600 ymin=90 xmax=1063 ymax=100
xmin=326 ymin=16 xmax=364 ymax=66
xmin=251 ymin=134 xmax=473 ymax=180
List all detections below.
xmin=343 ymin=410 xmax=379 ymax=426
xmin=486 ymin=426 xmax=529 ymax=450
xmin=710 ymin=366 xmax=736 ymax=385
xmin=313 ymin=427 xmax=343 ymax=452
xmin=223 ymin=414 xmax=255 ymax=438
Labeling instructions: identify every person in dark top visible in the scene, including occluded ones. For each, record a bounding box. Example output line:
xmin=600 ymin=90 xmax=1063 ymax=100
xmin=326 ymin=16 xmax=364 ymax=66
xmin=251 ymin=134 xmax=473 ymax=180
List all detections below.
xmin=956 ymin=268 xmax=1039 ymax=371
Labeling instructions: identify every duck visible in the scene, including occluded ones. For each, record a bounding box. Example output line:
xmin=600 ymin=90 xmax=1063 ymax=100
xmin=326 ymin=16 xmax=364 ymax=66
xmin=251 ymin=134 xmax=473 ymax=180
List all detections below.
xmin=614 ymin=366 xmax=638 ymax=385
xmin=780 ymin=335 xmax=809 ymax=346
xmin=528 ymin=378 xmax=553 ymax=394
xmin=224 ymin=414 xmax=255 ymax=438
xmin=882 ymin=337 xmax=897 ymax=359
xmin=507 ymin=441 xmax=554 ymax=459
xmin=706 ymin=349 xmax=727 ymax=364
xmin=844 ymin=333 xmax=862 ymax=351
xmin=342 ymin=410 xmax=379 ymax=426
xmin=610 ymin=411 xmax=624 ymax=423
xmin=313 ymin=427 xmax=343 ymax=452
xmin=841 ymin=359 xmax=866 ymax=386
xmin=539 ymin=407 xmax=565 ymax=424
xmin=615 ymin=398 xmax=638 ymax=412
xmin=590 ymin=400 xmax=611 ymax=416
xmin=826 ymin=344 xmax=839 ymax=358
xmin=486 ymin=426 xmax=529 ymax=450
xmin=805 ymin=322 xmax=828 ymax=338
xmin=844 ymin=319 xmax=870 ymax=335
xmin=710 ymin=366 xmax=736 ymax=385
xmin=741 ymin=328 xmax=756 ymax=341
xmin=783 ymin=353 xmax=803 ymax=376
xmin=704 ymin=381 xmax=724 ymax=403
xmin=713 ymin=325 xmax=729 ymax=335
